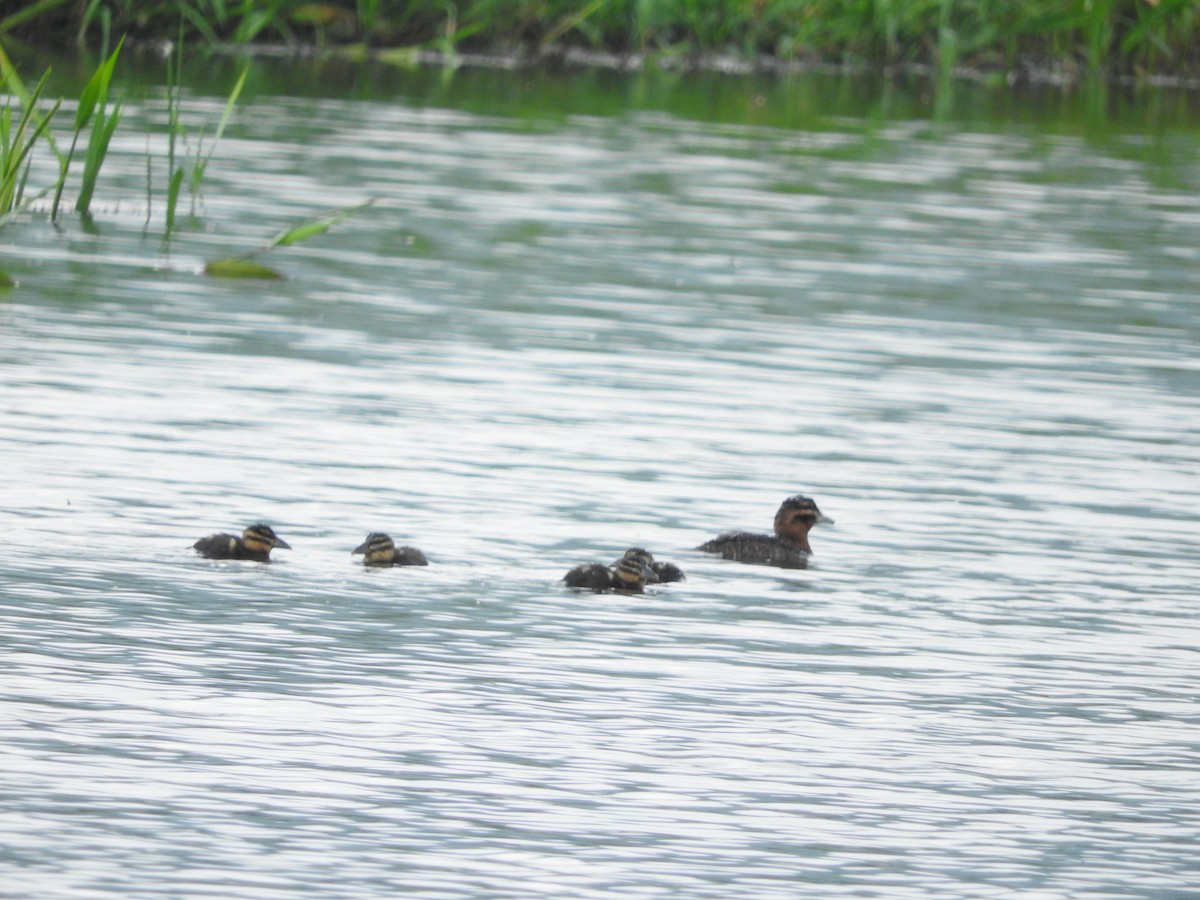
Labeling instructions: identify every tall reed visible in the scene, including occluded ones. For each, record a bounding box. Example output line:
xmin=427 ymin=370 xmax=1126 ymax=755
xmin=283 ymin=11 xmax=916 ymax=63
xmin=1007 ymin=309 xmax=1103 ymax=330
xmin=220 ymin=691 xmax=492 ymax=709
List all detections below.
xmin=49 ymin=36 xmax=124 ymax=220
xmin=161 ymin=35 xmax=248 ymax=233
xmin=164 ymin=27 xmax=185 ymax=231
xmin=0 ymin=67 xmax=59 ymax=216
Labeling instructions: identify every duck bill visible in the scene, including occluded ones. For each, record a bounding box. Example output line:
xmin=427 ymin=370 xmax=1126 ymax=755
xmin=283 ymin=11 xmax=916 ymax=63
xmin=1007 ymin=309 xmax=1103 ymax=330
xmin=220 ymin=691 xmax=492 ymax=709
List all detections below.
xmin=273 ymin=537 xmax=292 ymax=550
xmin=351 ymin=539 xmax=370 ymax=555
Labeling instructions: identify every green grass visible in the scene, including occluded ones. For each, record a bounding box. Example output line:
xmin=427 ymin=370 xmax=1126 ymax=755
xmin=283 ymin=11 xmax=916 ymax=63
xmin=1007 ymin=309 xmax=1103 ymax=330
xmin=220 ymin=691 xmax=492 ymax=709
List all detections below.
xmin=2 ymin=0 xmax=1198 ymax=77
xmin=0 ymin=28 xmax=250 ymax=230
xmin=0 ymin=68 xmax=59 ymax=217
xmin=160 ymin=30 xmax=248 ymax=232
xmin=60 ymin=35 xmax=123 ymax=218
xmin=0 ymin=26 xmax=362 ymax=287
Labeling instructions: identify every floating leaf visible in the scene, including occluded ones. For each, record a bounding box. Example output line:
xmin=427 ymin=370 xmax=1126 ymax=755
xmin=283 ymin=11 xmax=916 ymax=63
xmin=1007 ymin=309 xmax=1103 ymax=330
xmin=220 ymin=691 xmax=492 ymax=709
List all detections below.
xmin=0 ymin=269 xmax=14 ymax=290
xmin=202 ymin=200 xmax=375 ymax=278
xmin=204 ymin=258 xmax=284 ymax=279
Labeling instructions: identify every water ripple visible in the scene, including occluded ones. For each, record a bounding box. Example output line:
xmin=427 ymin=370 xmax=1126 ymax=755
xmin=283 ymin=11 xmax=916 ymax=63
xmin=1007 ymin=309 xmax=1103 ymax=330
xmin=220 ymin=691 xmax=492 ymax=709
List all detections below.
xmin=2 ymin=66 xmax=1199 ymax=898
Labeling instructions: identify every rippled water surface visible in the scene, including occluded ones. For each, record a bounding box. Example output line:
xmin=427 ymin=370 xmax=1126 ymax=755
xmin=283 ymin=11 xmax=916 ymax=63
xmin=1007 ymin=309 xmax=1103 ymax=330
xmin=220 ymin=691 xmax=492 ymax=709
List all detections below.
xmin=2 ymin=58 xmax=1199 ymax=897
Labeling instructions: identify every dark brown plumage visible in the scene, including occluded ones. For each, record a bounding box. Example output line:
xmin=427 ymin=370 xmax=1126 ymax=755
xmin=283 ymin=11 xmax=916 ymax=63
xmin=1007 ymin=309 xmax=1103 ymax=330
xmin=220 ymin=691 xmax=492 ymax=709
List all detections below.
xmin=697 ymin=496 xmax=832 ymax=569
xmin=564 ymin=552 xmax=658 ymax=594
xmin=352 ymin=533 xmax=429 ymax=567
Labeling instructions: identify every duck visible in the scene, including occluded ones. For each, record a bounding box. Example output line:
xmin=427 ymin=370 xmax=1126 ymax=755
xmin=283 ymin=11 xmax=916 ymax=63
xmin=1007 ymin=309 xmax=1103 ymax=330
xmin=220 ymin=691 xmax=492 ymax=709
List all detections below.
xmin=696 ymin=495 xmax=832 ymax=569
xmin=352 ymin=532 xmax=429 ymax=567
xmin=564 ymin=550 xmax=659 ymax=594
xmin=615 ymin=547 xmax=685 ymax=583
xmin=193 ymin=523 xmax=291 ymax=562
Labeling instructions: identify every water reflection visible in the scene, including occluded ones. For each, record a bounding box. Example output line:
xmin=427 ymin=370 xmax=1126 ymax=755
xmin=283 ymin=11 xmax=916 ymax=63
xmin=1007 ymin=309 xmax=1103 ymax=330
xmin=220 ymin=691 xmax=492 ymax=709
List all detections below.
xmin=2 ymin=57 xmax=1199 ymax=898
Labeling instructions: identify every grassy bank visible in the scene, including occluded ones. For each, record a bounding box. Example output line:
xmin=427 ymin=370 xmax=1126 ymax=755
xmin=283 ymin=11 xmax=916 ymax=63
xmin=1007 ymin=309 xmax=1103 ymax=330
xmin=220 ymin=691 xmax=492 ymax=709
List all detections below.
xmin=2 ymin=0 xmax=1198 ymax=81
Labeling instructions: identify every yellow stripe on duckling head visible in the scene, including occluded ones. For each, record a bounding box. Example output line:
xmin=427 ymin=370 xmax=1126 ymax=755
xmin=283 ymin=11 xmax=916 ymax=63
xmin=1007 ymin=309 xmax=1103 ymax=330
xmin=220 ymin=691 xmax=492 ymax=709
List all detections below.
xmin=613 ymin=555 xmax=656 ymax=586
xmin=244 ymin=523 xmax=290 ymax=550
xmin=352 ymin=532 xmax=394 ymax=555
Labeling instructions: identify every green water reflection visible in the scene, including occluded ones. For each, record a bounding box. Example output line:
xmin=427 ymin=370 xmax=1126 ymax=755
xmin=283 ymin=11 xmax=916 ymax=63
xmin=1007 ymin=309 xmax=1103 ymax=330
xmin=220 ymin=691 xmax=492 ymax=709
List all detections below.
xmin=12 ymin=41 xmax=1200 ymax=141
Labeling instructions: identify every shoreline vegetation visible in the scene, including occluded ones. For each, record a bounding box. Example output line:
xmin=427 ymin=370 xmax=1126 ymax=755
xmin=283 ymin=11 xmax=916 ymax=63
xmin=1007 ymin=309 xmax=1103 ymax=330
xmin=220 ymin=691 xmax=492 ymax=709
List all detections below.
xmin=2 ymin=0 xmax=1199 ymax=86
xmin=0 ymin=29 xmax=371 ymax=280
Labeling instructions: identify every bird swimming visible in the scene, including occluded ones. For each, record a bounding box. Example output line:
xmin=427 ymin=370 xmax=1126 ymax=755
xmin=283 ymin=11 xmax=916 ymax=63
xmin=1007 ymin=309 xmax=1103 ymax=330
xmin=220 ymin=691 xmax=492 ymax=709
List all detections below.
xmin=352 ymin=532 xmax=429 ymax=567
xmin=564 ymin=550 xmax=659 ymax=594
xmin=615 ymin=547 xmax=685 ymax=583
xmin=193 ymin=523 xmax=291 ymax=562
xmin=696 ymin=495 xmax=831 ymax=568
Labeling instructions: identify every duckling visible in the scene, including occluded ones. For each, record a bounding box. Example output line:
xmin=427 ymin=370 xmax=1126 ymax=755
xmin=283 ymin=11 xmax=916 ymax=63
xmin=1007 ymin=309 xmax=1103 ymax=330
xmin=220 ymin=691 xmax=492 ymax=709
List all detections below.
xmin=352 ymin=532 xmax=429 ymax=567
xmin=193 ymin=523 xmax=291 ymax=562
xmin=697 ymin=495 xmax=832 ymax=569
xmin=564 ymin=552 xmax=659 ymax=594
xmin=615 ymin=547 xmax=685 ymax=583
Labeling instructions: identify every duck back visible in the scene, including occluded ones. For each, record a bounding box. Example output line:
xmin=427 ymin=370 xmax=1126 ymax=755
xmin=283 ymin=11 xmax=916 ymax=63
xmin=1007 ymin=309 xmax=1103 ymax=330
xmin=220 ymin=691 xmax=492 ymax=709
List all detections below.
xmin=563 ymin=563 xmax=616 ymax=592
xmin=696 ymin=532 xmax=810 ymax=569
xmin=194 ymin=533 xmax=267 ymax=562
xmin=390 ymin=546 xmax=429 ymax=567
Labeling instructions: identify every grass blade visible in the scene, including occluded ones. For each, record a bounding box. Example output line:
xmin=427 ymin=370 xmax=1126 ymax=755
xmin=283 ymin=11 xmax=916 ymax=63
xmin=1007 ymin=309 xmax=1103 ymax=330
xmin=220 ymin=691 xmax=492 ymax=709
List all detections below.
xmin=54 ymin=37 xmax=124 ymax=218
xmin=75 ymin=101 xmax=121 ymax=213
xmin=205 ymin=200 xmax=374 ymax=278
xmin=1 ymin=71 xmax=58 ymax=214
xmin=165 ymin=166 xmax=184 ymax=231
xmin=264 ymin=199 xmax=375 ymax=251
xmin=75 ymin=35 xmax=124 ymax=132
xmin=190 ymin=64 xmax=248 ymax=201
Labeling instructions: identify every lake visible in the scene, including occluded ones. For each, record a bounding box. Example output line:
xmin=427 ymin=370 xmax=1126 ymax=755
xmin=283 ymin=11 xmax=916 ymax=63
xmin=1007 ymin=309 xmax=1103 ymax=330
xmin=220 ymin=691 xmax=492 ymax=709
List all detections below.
xmin=2 ymin=51 xmax=1198 ymax=898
